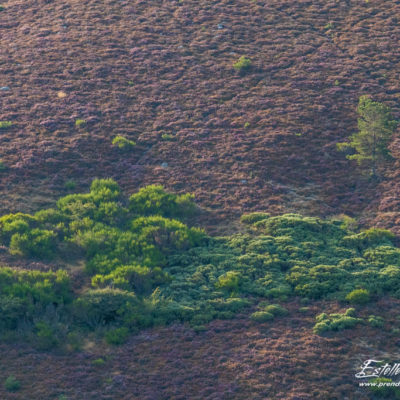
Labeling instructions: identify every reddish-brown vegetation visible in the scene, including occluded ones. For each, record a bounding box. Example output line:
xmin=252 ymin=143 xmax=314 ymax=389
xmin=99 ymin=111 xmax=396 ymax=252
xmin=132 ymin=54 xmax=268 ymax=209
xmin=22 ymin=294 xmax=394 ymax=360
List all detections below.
xmin=0 ymin=299 xmax=398 ymax=399
xmin=1 ymin=0 xmax=400 ymax=231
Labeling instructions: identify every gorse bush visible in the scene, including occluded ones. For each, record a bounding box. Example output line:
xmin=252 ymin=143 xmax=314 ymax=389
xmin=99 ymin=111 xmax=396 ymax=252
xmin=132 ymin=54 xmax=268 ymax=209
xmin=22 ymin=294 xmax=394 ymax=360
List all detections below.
xmin=0 ymin=121 xmax=12 ymax=129
xmin=313 ymin=308 xmax=363 ymax=335
xmin=4 ymin=375 xmax=20 ymax=392
xmin=0 ymin=186 xmax=400 ymax=345
xmin=346 ymin=289 xmax=370 ymax=304
xmin=233 ymin=56 xmax=252 ymax=71
xmin=112 ymin=135 xmax=136 ymax=150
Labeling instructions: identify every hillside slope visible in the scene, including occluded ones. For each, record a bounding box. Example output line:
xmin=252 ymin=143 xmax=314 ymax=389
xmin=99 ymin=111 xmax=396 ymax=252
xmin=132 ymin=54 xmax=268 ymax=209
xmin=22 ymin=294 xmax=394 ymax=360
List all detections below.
xmin=1 ymin=0 xmax=400 ymax=231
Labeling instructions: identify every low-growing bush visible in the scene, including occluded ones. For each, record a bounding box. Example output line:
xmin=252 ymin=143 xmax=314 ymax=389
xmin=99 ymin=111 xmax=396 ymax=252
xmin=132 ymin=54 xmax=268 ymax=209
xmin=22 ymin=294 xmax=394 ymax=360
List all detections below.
xmin=129 ymin=185 xmax=196 ymax=219
xmin=9 ymin=228 xmax=57 ymax=259
xmin=0 ymin=121 xmax=12 ymax=129
xmin=112 ymin=135 xmax=136 ymax=150
xmin=368 ymin=315 xmax=384 ymax=328
xmin=346 ymin=289 xmax=370 ymax=304
xmin=313 ymin=308 xmax=363 ymax=335
xmin=240 ymin=212 xmax=270 ymax=225
xmin=105 ymin=327 xmax=129 ymax=345
xmin=216 ymin=271 xmax=241 ymax=293
xmin=233 ymin=56 xmax=252 ymax=71
xmin=4 ymin=375 xmax=20 ymax=392
xmin=250 ymin=311 xmax=274 ymax=322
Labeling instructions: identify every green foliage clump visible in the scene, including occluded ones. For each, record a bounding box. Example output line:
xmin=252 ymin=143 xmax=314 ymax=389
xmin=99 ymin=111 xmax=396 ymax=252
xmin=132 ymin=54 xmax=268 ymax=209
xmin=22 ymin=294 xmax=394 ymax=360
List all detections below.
xmin=105 ymin=327 xmax=129 ymax=345
xmin=216 ymin=271 xmax=241 ymax=293
xmin=250 ymin=311 xmax=274 ymax=322
xmin=74 ymin=288 xmax=142 ymax=329
xmin=233 ymin=56 xmax=252 ymax=71
xmin=129 ymin=185 xmax=196 ymax=219
xmin=240 ymin=212 xmax=270 ymax=225
xmin=0 ymin=121 xmax=12 ymax=129
xmin=313 ymin=308 xmax=363 ymax=335
xmin=4 ymin=375 xmax=20 ymax=392
xmin=346 ymin=288 xmax=370 ymax=304
xmin=368 ymin=315 xmax=384 ymax=328
xmin=112 ymin=135 xmax=136 ymax=150
xmin=75 ymin=119 xmax=86 ymax=127
xmin=10 ymin=228 xmax=57 ymax=259
xmin=35 ymin=321 xmax=59 ymax=349
xmin=0 ymin=268 xmax=71 ymax=330
xmin=250 ymin=302 xmax=288 ymax=323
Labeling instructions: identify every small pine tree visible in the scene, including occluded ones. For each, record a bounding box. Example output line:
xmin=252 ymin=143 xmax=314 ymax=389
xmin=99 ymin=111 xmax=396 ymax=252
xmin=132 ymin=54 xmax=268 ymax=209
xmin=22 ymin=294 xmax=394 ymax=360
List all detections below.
xmin=337 ymin=96 xmax=397 ymax=177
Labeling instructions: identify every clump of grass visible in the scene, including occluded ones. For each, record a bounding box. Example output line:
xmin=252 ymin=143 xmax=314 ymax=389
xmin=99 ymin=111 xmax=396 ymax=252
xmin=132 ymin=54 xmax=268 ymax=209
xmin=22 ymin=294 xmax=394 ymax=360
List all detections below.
xmin=92 ymin=357 xmax=106 ymax=367
xmin=64 ymin=180 xmax=76 ymax=191
xmin=0 ymin=121 xmax=12 ymax=129
xmin=75 ymin=119 xmax=86 ymax=127
xmin=346 ymin=288 xmax=370 ymax=305
xmin=4 ymin=375 xmax=20 ymax=392
xmin=112 ymin=135 xmax=136 ymax=150
xmin=313 ymin=308 xmax=363 ymax=335
xmin=105 ymin=327 xmax=129 ymax=345
xmin=161 ymin=133 xmax=173 ymax=141
xmin=233 ymin=56 xmax=252 ymax=72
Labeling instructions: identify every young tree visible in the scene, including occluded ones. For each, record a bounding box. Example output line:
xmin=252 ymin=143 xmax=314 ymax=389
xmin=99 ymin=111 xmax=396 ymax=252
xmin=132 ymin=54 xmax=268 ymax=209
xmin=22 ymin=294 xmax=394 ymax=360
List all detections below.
xmin=337 ymin=96 xmax=397 ymax=177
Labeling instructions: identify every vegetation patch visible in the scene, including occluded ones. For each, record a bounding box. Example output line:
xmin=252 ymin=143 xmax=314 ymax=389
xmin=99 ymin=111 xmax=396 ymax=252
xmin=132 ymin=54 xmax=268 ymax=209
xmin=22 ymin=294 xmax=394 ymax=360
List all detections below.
xmin=0 ymin=183 xmax=399 ymax=346
xmin=112 ymin=135 xmax=136 ymax=150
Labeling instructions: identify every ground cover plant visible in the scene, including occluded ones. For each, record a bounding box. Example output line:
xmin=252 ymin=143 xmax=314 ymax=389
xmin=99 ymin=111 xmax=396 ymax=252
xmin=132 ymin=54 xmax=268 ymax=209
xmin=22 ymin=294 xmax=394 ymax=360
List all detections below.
xmin=0 ymin=180 xmax=400 ymax=347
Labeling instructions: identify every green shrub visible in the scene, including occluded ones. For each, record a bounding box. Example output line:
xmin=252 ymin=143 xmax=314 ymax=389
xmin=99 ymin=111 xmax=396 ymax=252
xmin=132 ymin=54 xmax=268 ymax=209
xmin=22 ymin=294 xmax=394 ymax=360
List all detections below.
xmin=35 ymin=321 xmax=59 ymax=350
xmin=105 ymin=327 xmax=129 ymax=345
xmin=250 ymin=311 xmax=274 ymax=322
xmin=346 ymin=289 xmax=370 ymax=304
xmin=313 ymin=308 xmax=363 ymax=335
xmin=240 ymin=212 xmax=270 ymax=225
xmin=74 ymin=288 xmax=142 ymax=328
xmin=161 ymin=133 xmax=173 ymax=141
xmin=233 ymin=56 xmax=252 ymax=71
xmin=262 ymin=304 xmax=288 ymax=316
xmin=112 ymin=135 xmax=136 ymax=150
xmin=129 ymin=185 xmax=196 ymax=219
xmin=216 ymin=271 xmax=241 ymax=293
xmin=9 ymin=228 xmax=57 ymax=259
xmin=92 ymin=358 xmax=106 ymax=366
xmin=4 ymin=375 xmax=20 ymax=392
xmin=368 ymin=315 xmax=384 ymax=328
xmin=0 ymin=121 xmax=12 ymax=129
xmin=75 ymin=119 xmax=86 ymax=127
xmin=64 ymin=180 xmax=76 ymax=190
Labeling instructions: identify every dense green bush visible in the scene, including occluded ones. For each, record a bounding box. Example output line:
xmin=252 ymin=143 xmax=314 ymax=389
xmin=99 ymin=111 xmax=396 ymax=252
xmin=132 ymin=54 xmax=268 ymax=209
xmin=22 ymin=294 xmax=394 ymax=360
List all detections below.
xmin=129 ymin=185 xmax=196 ymax=219
xmin=112 ymin=135 xmax=136 ymax=150
xmin=346 ymin=288 xmax=370 ymax=304
xmin=233 ymin=56 xmax=252 ymax=71
xmin=313 ymin=308 xmax=363 ymax=335
xmin=250 ymin=311 xmax=274 ymax=322
xmin=105 ymin=327 xmax=130 ymax=345
xmin=9 ymin=228 xmax=57 ymax=258
xmin=4 ymin=375 xmax=20 ymax=392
